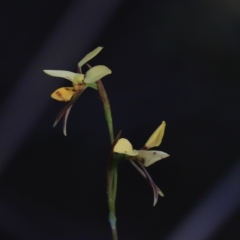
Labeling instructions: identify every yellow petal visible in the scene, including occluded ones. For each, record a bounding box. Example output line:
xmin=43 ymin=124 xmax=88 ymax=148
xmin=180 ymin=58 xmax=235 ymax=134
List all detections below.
xmin=136 ymin=150 xmax=169 ymax=167
xmin=78 ymin=46 xmax=103 ymax=68
xmin=113 ymin=138 xmax=139 ymax=156
xmin=144 ymin=121 xmax=166 ymax=149
xmin=84 ymin=65 xmax=112 ymax=84
xmin=43 ymin=70 xmax=84 ymax=84
xmin=51 ymin=87 xmax=76 ymax=102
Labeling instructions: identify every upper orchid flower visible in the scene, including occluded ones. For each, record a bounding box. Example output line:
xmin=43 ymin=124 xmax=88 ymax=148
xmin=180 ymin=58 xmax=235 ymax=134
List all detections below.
xmin=43 ymin=47 xmax=112 ymax=135
xmin=113 ymin=121 xmax=169 ymax=205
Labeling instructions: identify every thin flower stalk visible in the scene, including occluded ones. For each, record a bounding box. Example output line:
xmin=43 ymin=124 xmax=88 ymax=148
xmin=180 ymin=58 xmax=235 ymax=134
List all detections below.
xmin=97 ymin=80 xmax=114 ymax=143
xmin=97 ymin=78 xmax=119 ymax=240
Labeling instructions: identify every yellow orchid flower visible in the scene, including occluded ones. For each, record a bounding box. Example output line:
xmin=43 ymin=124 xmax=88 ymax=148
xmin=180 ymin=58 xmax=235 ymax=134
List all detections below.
xmin=43 ymin=47 xmax=112 ymax=136
xmin=44 ymin=47 xmax=111 ymax=102
xmin=113 ymin=121 xmax=169 ymax=206
xmin=114 ymin=121 xmax=169 ymax=167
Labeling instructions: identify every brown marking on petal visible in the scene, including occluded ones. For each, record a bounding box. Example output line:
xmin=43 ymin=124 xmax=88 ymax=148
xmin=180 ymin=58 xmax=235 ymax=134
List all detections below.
xmin=66 ymin=87 xmax=77 ymax=92
xmin=153 ymin=152 xmax=156 ymax=154
xmin=56 ymin=91 xmax=67 ymax=102
xmin=138 ymin=158 xmax=145 ymax=164
xmin=56 ymin=91 xmax=62 ymax=98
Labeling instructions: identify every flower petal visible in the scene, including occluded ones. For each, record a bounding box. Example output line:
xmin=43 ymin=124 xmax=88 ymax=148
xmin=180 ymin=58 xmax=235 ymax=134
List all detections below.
xmin=53 ymin=86 xmax=87 ymax=127
xmin=84 ymin=65 xmax=112 ymax=83
xmin=78 ymin=46 xmax=103 ymax=68
xmin=136 ymin=150 xmax=169 ymax=167
xmin=43 ymin=70 xmax=84 ymax=84
xmin=144 ymin=121 xmax=166 ymax=149
xmin=51 ymin=87 xmax=76 ymax=102
xmin=113 ymin=138 xmax=138 ymax=156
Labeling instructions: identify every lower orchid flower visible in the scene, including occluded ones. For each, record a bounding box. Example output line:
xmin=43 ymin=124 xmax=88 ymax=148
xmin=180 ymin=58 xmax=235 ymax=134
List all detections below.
xmin=113 ymin=121 xmax=169 ymax=206
xmin=43 ymin=47 xmax=112 ymax=136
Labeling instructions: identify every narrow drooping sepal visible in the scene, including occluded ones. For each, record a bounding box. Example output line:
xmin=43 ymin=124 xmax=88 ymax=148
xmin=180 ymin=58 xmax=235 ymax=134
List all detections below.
xmin=144 ymin=121 xmax=166 ymax=149
xmin=84 ymin=65 xmax=112 ymax=83
xmin=78 ymin=46 xmax=103 ymax=68
xmin=43 ymin=70 xmax=84 ymax=84
xmin=139 ymin=163 xmax=161 ymax=206
xmin=157 ymin=187 xmax=164 ymax=197
xmin=63 ymin=105 xmax=73 ymax=136
xmin=129 ymin=160 xmax=164 ymax=205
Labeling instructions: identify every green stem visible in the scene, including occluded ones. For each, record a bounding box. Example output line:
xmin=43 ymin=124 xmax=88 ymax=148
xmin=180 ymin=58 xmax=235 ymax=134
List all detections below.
xmin=97 ymin=80 xmax=114 ymax=143
xmin=113 ymin=163 xmax=118 ymax=203
xmin=97 ymin=80 xmax=118 ymax=240
xmin=108 ymin=158 xmax=118 ymax=240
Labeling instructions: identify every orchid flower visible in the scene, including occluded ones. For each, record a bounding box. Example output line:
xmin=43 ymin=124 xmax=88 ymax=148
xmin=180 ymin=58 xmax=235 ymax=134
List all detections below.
xmin=113 ymin=121 xmax=169 ymax=206
xmin=43 ymin=47 xmax=112 ymax=136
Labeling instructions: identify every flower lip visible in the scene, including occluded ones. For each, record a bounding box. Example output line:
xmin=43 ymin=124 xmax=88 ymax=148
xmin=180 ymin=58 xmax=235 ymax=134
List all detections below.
xmin=51 ymin=87 xmax=76 ymax=102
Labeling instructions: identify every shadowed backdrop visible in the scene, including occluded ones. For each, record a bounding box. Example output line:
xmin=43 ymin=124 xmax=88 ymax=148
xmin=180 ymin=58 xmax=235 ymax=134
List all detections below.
xmin=0 ymin=0 xmax=240 ymax=239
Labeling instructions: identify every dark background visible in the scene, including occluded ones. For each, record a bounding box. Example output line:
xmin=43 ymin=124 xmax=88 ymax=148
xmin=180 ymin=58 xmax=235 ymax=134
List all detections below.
xmin=0 ymin=0 xmax=240 ymax=239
